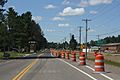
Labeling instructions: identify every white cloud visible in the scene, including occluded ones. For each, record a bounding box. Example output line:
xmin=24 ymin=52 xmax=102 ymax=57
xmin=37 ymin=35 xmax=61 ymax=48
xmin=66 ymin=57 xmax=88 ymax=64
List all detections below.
xmin=52 ymin=17 xmax=65 ymax=21
xmin=44 ymin=4 xmax=56 ymax=9
xmin=8 ymin=6 xmax=16 ymax=9
xmin=79 ymin=0 xmax=112 ymax=7
xmin=32 ymin=16 xmax=42 ymax=22
xmin=59 ymin=7 xmax=85 ymax=16
xmin=58 ymin=23 xmax=70 ymax=27
xmin=89 ymin=0 xmax=112 ymax=6
xmin=46 ymin=29 xmax=56 ymax=32
xmin=79 ymin=1 xmax=89 ymax=7
xmin=62 ymin=0 xmax=70 ymax=5
xmin=89 ymin=10 xmax=98 ymax=14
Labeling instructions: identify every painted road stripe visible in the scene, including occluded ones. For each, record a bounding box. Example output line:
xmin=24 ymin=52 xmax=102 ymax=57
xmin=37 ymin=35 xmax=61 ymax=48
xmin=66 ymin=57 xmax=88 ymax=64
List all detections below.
xmin=12 ymin=54 xmax=43 ymax=80
xmin=59 ymin=59 xmax=97 ymax=80
xmin=12 ymin=59 xmax=38 ymax=80
xmin=85 ymin=65 xmax=114 ymax=80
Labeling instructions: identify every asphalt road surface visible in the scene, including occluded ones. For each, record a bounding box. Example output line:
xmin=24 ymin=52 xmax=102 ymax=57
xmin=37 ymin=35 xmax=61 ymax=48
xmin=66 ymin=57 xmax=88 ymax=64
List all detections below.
xmin=0 ymin=51 xmax=120 ymax=80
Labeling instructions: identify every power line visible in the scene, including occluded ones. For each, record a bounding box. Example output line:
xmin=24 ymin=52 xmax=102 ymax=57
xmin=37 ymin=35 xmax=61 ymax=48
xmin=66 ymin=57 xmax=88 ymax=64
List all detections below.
xmin=89 ymin=29 xmax=120 ymax=36
xmin=90 ymin=0 xmax=120 ymax=29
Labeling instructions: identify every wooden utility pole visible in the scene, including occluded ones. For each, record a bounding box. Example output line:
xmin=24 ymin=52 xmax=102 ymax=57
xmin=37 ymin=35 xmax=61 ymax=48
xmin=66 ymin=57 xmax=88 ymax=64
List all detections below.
xmin=82 ymin=19 xmax=91 ymax=58
xmin=78 ymin=26 xmax=82 ymax=51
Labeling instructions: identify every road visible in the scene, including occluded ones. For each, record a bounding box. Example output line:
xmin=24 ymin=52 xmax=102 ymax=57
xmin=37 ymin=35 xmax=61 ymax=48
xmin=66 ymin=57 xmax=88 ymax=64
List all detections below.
xmin=0 ymin=51 xmax=120 ymax=80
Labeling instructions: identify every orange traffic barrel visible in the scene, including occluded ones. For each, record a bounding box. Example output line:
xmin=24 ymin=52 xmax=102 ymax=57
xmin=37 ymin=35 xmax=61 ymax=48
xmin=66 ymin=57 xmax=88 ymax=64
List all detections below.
xmin=60 ymin=51 xmax=63 ymax=58
xmin=61 ymin=51 xmax=65 ymax=58
xmin=79 ymin=52 xmax=86 ymax=65
xmin=66 ymin=51 xmax=70 ymax=59
xmin=94 ymin=51 xmax=99 ymax=57
xmin=95 ymin=53 xmax=105 ymax=73
xmin=71 ymin=51 xmax=76 ymax=62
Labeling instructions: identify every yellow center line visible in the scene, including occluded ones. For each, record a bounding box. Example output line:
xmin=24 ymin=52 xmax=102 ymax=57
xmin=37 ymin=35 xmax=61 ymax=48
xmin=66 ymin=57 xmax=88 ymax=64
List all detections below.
xmin=12 ymin=53 xmax=44 ymax=80
xmin=12 ymin=59 xmax=38 ymax=80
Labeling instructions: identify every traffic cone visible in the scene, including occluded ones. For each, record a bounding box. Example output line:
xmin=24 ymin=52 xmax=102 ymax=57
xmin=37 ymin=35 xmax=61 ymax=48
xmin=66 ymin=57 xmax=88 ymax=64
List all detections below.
xmin=79 ymin=52 xmax=86 ymax=65
xmin=66 ymin=51 xmax=70 ymax=59
xmin=71 ymin=51 xmax=76 ymax=62
xmin=94 ymin=53 xmax=105 ymax=73
xmin=61 ymin=51 xmax=65 ymax=59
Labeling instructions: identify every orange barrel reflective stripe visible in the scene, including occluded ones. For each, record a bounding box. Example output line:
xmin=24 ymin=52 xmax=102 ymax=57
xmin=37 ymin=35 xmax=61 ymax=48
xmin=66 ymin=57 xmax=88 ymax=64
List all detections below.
xmin=95 ymin=53 xmax=105 ymax=73
xmin=66 ymin=51 xmax=70 ymax=59
xmin=79 ymin=52 xmax=86 ymax=65
xmin=71 ymin=51 xmax=76 ymax=62
xmin=61 ymin=51 xmax=65 ymax=58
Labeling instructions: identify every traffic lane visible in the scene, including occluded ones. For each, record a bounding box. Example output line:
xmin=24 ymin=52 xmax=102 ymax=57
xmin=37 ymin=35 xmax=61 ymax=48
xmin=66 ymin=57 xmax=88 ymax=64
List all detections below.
xmin=63 ymin=59 xmax=111 ymax=80
xmin=86 ymin=59 xmax=120 ymax=80
xmin=21 ymin=57 xmax=97 ymax=80
xmin=64 ymin=58 xmax=120 ymax=80
xmin=0 ymin=53 xmax=42 ymax=80
xmin=0 ymin=59 xmax=35 ymax=80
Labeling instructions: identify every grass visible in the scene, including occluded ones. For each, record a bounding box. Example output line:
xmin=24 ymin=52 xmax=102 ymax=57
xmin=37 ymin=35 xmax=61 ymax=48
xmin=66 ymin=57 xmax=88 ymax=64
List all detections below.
xmin=105 ymin=60 xmax=120 ymax=67
xmin=9 ymin=52 xmax=26 ymax=58
xmin=0 ymin=52 xmax=30 ymax=59
xmin=0 ymin=52 xmax=3 ymax=59
xmin=87 ymin=58 xmax=120 ymax=67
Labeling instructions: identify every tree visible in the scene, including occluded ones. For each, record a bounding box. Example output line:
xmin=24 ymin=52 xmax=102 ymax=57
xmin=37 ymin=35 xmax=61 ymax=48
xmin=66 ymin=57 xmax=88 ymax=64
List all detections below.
xmin=6 ymin=7 xmax=18 ymax=48
xmin=0 ymin=6 xmax=48 ymax=52
xmin=90 ymin=40 xmax=96 ymax=46
xmin=0 ymin=0 xmax=7 ymax=7
xmin=0 ymin=22 xmax=8 ymax=50
xmin=69 ymin=35 xmax=77 ymax=50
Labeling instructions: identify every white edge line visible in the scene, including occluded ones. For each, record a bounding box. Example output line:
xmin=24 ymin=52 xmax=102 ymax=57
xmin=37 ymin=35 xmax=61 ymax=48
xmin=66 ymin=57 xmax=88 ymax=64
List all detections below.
xmin=86 ymin=66 xmax=94 ymax=71
xmin=100 ymin=73 xmax=114 ymax=80
xmin=58 ymin=59 xmax=97 ymax=80
xmin=85 ymin=66 xmax=114 ymax=80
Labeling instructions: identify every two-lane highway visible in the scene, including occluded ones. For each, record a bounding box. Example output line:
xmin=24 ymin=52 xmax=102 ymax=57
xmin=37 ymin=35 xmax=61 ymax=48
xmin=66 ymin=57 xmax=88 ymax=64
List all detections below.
xmin=0 ymin=58 xmax=34 ymax=80
xmin=0 ymin=52 xmax=120 ymax=80
xmin=21 ymin=53 xmax=96 ymax=80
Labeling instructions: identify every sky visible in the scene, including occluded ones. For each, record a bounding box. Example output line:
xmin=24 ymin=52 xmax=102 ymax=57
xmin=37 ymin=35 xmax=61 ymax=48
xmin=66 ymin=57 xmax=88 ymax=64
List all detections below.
xmin=3 ymin=0 xmax=120 ymax=43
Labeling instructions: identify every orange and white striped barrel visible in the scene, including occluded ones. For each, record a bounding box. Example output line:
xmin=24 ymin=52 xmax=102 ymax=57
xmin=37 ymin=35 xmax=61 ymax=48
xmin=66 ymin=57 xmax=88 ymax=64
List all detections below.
xmin=79 ymin=52 xmax=86 ymax=65
xmin=71 ymin=51 xmax=76 ymax=62
xmin=57 ymin=51 xmax=61 ymax=58
xmin=60 ymin=51 xmax=63 ymax=58
xmin=95 ymin=53 xmax=105 ymax=73
xmin=66 ymin=51 xmax=70 ymax=59
xmin=61 ymin=51 xmax=65 ymax=58
xmin=55 ymin=51 xmax=58 ymax=57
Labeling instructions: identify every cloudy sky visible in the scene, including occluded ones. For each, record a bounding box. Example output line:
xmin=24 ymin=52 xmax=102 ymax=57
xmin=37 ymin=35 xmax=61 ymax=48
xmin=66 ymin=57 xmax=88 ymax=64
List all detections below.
xmin=4 ymin=0 xmax=120 ymax=43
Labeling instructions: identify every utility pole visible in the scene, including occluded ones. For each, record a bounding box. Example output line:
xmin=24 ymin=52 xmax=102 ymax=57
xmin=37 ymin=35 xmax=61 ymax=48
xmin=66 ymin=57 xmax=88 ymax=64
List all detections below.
xmin=69 ymin=33 xmax=72 ymax=40
xmin=97 ymin=35 xmax=101 ymax=52
xmin=82 ymin=19 xmax=91 ymax=58
xmin=64 ymin=37 xmax=66 ymax=49
xmin=78 ymin=26 xmax=82 ymax=51
xmin=69 ymin=33 xmax=72 ymax=51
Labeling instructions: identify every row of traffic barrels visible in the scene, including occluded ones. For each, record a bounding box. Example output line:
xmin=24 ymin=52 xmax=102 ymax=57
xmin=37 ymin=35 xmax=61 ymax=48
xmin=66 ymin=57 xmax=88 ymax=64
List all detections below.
xmin=50 ymin=49 xmax=105 ymax=73
xmin=50 ymin=49 xmax=86 ymax=65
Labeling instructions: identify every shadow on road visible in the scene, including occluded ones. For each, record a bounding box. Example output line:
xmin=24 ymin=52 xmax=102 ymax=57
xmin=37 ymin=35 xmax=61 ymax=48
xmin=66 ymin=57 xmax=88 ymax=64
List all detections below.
xmin=2 ymin=56 xmax=60 ymax=60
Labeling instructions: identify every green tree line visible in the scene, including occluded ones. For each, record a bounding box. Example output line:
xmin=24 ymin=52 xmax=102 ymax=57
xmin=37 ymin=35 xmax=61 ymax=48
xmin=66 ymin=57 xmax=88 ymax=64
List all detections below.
xmin=48 ymin=35 xmax=78 ymax=50
xmin=0 ymin=4 xmax=47 ymax=52
xmin=89 ymin=35 xmax=120 ymax=46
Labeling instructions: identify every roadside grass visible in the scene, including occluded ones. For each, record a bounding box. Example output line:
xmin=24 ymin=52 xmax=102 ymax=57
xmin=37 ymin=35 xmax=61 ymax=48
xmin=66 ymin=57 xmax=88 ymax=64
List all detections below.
xmin=105 ymin=60 xmax=120 ymax=67
xmin=0 ymin=52 xmax=3 ymax=59
xmin=9 ymin=52 xmax=26 ymax=58
xmin=87 ymin=58 xmax=120 ymax=67
xmin=0 ymin=52 xmax=31 ymax=59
